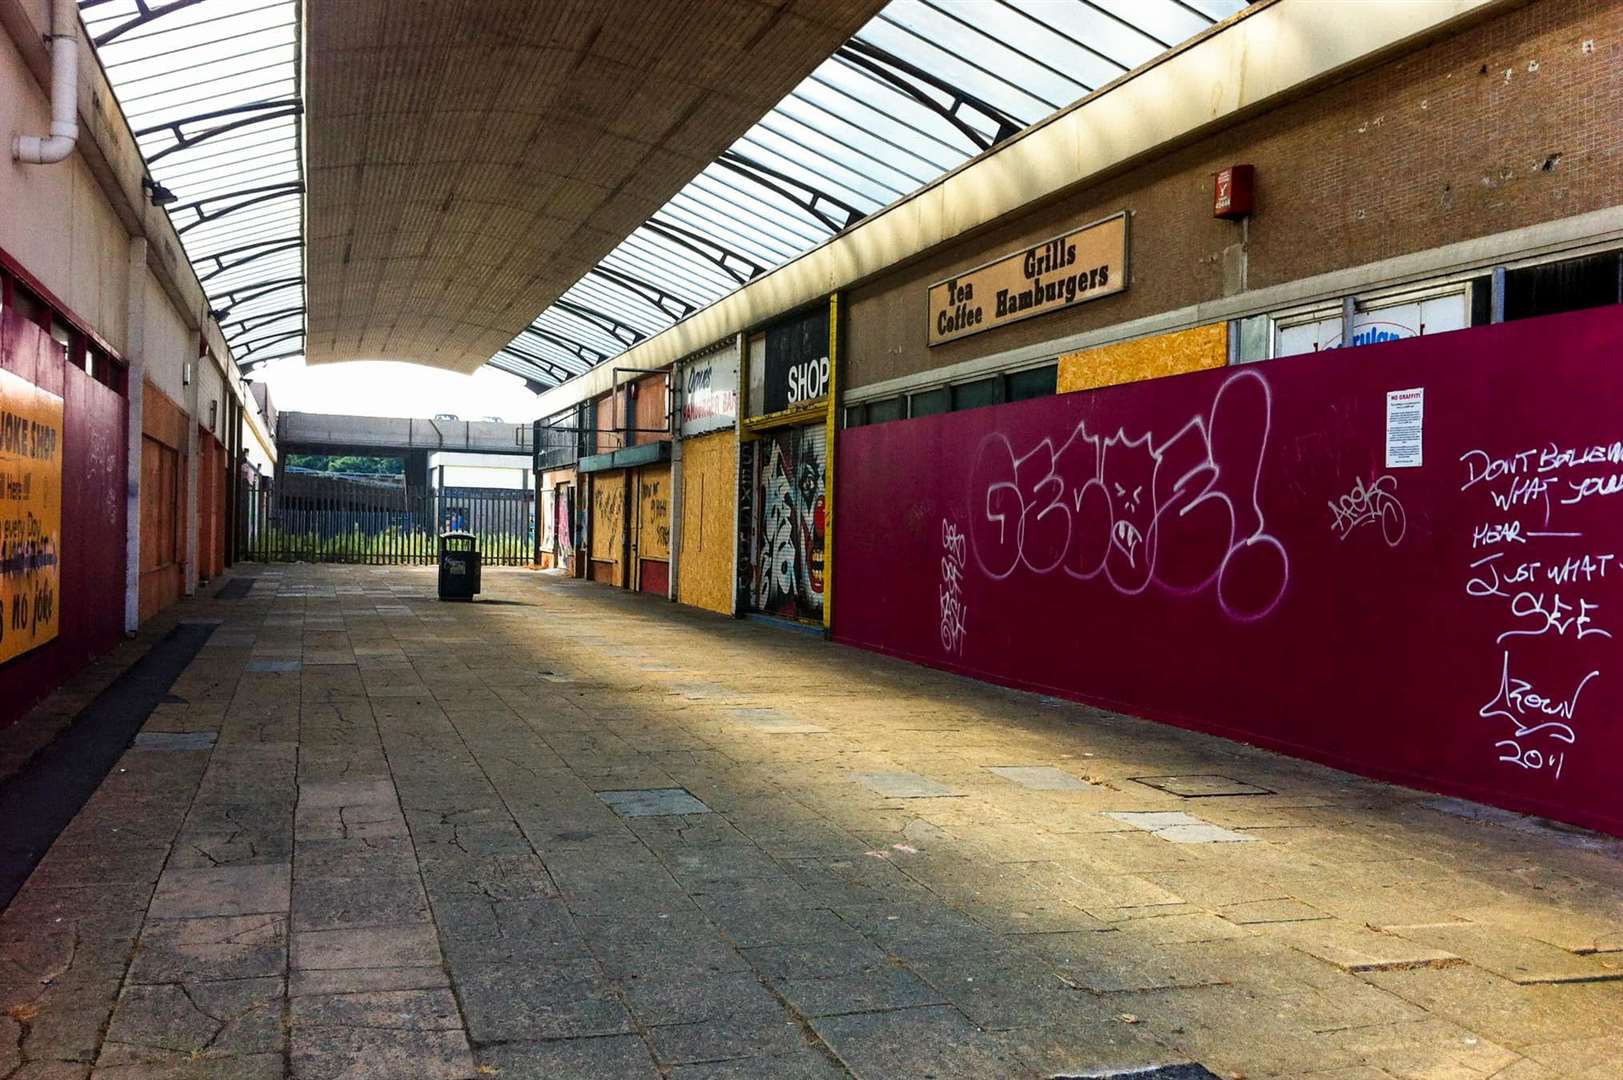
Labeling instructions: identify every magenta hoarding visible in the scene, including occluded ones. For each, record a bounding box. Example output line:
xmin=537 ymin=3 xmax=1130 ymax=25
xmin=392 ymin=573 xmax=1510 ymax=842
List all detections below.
xmin=834 ymin=306 xmax=1623 ymax=835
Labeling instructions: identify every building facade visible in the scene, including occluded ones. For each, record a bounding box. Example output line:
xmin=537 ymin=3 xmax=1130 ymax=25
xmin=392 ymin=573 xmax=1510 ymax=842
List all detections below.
xmin=1 ymin=0 xmax=276 ymax=727
xmin=525 ymin=0 xmax=1623 ymax=834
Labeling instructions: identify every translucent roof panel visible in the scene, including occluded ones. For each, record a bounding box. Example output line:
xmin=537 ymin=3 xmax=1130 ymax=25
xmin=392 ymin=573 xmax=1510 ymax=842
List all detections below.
xmin=82 ymin=0 xmax=305 ymax=374
xmin=496 ymin=0 xmax=1249 ymax=393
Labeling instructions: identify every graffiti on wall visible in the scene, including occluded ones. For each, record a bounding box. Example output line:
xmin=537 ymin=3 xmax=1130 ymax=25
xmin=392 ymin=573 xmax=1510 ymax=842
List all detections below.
xmin=940 ymin=519 xmax=967 ymax=654
xmin=751 ymin=427 xmax=825 ymax=620
xmin=968 ymin=369 xmax=1288 ymax=621
xmin=591 ymin=481 xmax=623 ymax=562
xmin=1461 ymin=440 xmax=1622 ymax=781
xmin=1329 ymin=474 xmax=1406 ymax=547
xmin=0 ymin=369 xmax=62 ymax=664
xmin=640 ymin=474 xmax=671 ymax=558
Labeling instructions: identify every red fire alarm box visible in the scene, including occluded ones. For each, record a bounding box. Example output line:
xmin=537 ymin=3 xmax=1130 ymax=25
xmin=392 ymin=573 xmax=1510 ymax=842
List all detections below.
xmin=1214 ymin=164 xmax=1255 ymax=219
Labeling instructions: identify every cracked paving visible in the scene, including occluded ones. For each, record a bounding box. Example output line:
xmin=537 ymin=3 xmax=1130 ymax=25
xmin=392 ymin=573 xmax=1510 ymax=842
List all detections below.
xmin=0 ymin=564 xmax=1619 ymax=1078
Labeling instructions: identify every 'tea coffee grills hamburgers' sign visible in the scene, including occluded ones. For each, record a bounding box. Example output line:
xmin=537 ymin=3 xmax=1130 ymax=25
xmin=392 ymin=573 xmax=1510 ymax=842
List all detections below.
xmin=927 ymin=211 xmax=1128 ymax=346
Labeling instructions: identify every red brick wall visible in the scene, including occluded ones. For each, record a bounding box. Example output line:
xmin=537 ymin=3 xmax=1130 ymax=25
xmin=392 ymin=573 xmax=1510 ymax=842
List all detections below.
xmin=846 ymin=0 xmax=1621 ymax=388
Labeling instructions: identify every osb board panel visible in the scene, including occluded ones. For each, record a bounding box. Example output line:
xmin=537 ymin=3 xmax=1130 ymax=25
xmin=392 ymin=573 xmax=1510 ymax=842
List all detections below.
xmin=843 ymin=0 xmax=1621 ymax=391
xmin=1058 ymin=322 xmax=1227 ymax=394
xmin=636 ymin=465 xmax=671 ymax=563
xmin=138 ymin=435 xmax=181 ymax=624
xmin=590 ymin=470 xmax=625 ymax=585
xmin=632 ymin=372 xmax=670 ymax=439
xmin=142 ymin=379 xmax=188 ymax=450
xmin=677 ymin=430 xmax=736 ymax=616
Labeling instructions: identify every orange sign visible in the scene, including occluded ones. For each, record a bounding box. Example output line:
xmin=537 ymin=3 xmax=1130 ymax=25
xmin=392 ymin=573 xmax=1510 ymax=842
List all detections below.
xmin=928 ymin=211 xmax=1128 ymax=346
xmin=0 ymin=368 xmax=63 ymax=664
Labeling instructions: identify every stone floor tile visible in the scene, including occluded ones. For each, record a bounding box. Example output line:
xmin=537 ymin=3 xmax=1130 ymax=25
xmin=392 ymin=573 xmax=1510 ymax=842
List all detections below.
xmin=452 ymin=959 xmax=633 ymax=1041
xmin=986 ymin=765 xmax=1094 ymax=790
xmin=99 ymin=977 xmax=283 ymax=1065
xmin=850 ymin=772 xmax=962 ymax=798
xmin=290 ymin=1027 xmax=473 ymax=1080
xmin=128 ymin=915 xmax=286 ymax=983
xmin=147 ymin=865 xmax=290 ymax=919
xmin=291 ymin=875 xmax=430 ymax=932
xmin=290 ymin=924 xmax=441 ymax=970
xmin=810 ymin=1005 xmax=1032 ymax=1078
xmin=474 ymin=1035 xmax=660 ymax=1079
xmin=1379 ymin=921 xmax=1623 ymax=984
xmin=598 ymin=788 xmax=713 ymax=817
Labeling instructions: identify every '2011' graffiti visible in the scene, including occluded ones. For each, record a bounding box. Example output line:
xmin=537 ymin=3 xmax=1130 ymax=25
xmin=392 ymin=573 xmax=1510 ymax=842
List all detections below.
xmin=968 ymin=370 xmax=1288 ymax=620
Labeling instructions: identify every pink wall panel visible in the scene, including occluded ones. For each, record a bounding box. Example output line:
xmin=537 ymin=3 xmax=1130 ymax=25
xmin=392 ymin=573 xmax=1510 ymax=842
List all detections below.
xmin=835 ymin=306 xmax=1623 ymax=835
xmin=0 ymin=310 xmax=127 ymax=730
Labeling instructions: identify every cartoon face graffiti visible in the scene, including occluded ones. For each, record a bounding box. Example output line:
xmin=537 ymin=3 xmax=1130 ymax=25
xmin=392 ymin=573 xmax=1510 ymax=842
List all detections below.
xmin=1102 ymin=433 xmax=1154 ymax=568
xmin=752 ymin=428 xmax=825 ymax=620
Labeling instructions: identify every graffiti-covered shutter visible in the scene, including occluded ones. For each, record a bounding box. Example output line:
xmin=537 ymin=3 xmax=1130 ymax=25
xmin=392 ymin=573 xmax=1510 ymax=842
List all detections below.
xmin=746 ymin=423 xmax=827 ymax=623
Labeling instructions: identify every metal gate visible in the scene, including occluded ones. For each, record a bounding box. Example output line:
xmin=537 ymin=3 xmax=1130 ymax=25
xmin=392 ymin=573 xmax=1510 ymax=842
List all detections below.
xmin=240 ymin=478 xmax=535 ymax=565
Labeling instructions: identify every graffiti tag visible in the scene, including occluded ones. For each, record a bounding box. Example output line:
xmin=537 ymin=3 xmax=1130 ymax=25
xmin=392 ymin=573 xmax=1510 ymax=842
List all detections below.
xmin=939 ymin=519 xmax=967 ymax=654
xmin=1328 ymin=474 xmax=1406 ymax=546
xmin=967 ymin=370 xmax=1288 ymax=621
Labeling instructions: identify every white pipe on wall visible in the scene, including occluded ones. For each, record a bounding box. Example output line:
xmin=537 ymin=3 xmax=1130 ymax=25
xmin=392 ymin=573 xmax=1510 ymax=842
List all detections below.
xmin=12 ymin=0 xmax=80 ymax=164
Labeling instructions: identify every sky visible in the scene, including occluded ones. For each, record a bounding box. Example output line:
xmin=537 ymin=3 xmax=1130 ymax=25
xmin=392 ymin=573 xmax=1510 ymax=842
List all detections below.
xmin=250 ymin=360 xmax=544 ymax=423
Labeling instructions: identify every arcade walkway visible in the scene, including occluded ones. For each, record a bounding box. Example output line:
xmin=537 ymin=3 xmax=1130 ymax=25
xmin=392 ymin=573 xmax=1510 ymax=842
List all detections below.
xmin=1 ymin=566 xmax=1621 ymax=1080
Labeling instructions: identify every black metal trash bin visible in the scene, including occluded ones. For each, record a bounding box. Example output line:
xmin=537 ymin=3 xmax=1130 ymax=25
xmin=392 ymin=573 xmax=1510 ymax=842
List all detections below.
xmin=438 ymin=530 xmax=481 ymax=601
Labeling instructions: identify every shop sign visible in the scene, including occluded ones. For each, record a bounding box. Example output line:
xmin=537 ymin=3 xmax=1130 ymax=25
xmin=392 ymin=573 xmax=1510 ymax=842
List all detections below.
xmin=679 ymin=344 xmax=739 ymax=437
xmin=759 ymin=305 xmax=829 ymax=415
xmin=928 ymin=211 xmax=1128 ymax=346
xmin=0 ymin=368 xmax=62 ymax=664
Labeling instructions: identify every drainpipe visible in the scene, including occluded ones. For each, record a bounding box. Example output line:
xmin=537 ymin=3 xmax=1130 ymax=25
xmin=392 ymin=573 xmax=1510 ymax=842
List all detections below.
xmin=13 ymin=0 xmax=80 ymax=165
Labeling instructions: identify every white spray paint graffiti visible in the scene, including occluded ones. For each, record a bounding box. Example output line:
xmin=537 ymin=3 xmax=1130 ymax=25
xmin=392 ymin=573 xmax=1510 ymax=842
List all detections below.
xmin=1460 ymin=440 xmax=1621 ymax=780
xmin=967 ymin=370 xmax=1288 ymax=621
xmin=1328 ymin=474 xmax=1406 ymax=546
xmin=939 ymin=519 xmax=967 ymax=654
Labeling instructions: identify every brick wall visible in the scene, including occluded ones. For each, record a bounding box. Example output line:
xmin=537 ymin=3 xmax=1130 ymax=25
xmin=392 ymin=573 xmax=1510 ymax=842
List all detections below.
xmin=845 ymin=0 xmax=1621 ymax=389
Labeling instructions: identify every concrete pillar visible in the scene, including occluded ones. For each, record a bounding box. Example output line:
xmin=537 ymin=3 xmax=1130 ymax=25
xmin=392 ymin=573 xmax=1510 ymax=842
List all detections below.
xmin=404 ymin=449 xmax=429 ymax=491
xmin=122 ymin=238 xmax=147 ymax=634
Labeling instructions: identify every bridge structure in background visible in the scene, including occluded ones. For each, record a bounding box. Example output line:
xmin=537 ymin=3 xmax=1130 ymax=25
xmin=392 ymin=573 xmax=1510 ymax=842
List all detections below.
xmin=275 ymin=412 xmax=535 ymax=489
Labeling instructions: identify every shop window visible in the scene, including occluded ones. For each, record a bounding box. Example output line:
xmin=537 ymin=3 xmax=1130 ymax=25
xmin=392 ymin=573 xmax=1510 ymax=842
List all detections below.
xmin=1273 ymin=286 xmax=1470 ymax=359
xmin=909 ymin=387 xmax=949 ymax=418
xmin=951 ymin=376 xmax=1004 ymax=412
xmin=8 ymin=281 xmax=49 ymax=327
xmin=1504 ymin=252 xmax=1622 ymax=322
xmin=844 ymin=404 xmax=866 ymax=428
xmin=1005 ymin=364 xmax=1057 ymax=402
xmin=867 ymin=397 xmax=904 ymax=424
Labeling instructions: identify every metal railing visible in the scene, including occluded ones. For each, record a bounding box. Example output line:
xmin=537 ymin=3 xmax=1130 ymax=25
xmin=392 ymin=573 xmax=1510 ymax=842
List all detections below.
xmin=240 ymin=483 xmax=535 ymax=566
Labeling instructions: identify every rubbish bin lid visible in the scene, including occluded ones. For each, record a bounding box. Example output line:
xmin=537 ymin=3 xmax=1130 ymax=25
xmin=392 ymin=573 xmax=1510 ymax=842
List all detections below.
xmin=440 ymin=530 xmax=477 ymax=540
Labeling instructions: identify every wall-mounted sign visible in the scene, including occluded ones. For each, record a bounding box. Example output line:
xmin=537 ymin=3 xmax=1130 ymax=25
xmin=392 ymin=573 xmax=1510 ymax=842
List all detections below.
xmin=679 ymin=343 xmax=740 ymax=437
xmin=927 ymin=211 xmax=1128 ymax=347
xmin=0 ymin=368 xmax=63 ymax=664
xmin=1214 ymin=164 xmax=1255 ymax=219
xmin=756 ymin=304 xmax=830 ymax=416
xmin=1385 ymin=387 xmax=1424 ymax=468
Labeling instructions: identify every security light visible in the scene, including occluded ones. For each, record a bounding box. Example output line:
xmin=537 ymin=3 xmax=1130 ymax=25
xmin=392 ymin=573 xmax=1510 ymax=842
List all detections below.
xmin=142 ymin=176 xmax=177 ymax=206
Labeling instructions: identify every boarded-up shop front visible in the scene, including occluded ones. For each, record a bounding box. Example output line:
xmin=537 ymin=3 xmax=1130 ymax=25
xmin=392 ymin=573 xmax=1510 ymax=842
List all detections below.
xmin=633 ymin=465 xmax=671 ymax=595
xmin=675 ymin=339 xmax=740 ymax=615
xmin=139 ymin=381 xmax=187 ymax=623
xmin=588 ymin=469 xmax=626 ymax=585
xmin=538 ymin=468 xmax=576 ymax=571
xmin=742 ymin=303 xmax=834 ymax=626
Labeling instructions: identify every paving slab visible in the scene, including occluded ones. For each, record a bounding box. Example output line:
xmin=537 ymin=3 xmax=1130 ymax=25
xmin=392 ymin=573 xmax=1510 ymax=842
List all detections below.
xmin=598 ymin=787 xmax=713 ymax=817
xmin=986 ymin=765 xmax=1094 ymax=790
xmin=851 ymin=772 xmax=962 ymax=798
